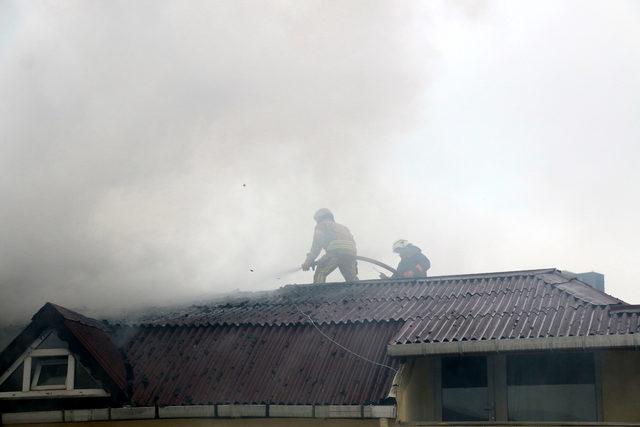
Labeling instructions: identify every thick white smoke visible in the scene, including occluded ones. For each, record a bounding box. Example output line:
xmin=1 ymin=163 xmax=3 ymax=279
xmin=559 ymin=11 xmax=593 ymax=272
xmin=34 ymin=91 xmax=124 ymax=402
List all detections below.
xmin=1 ymin=0 xmax=640 ymax=324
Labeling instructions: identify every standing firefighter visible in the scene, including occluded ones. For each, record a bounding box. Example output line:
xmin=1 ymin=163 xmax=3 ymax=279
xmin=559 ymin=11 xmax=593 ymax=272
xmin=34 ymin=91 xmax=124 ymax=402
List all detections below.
xmin=302 ymin=208 xmax=358 ymax=283
xmin=381 ymin=239 xmax=430 ymax=279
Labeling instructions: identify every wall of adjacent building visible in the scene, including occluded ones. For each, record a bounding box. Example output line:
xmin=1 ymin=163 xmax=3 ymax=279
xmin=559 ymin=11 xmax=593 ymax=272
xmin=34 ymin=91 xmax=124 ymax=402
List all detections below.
xmin=600 ymin=349 xmax=640 ymax=422
xmin=395 ymin=350 xmax=640 ymax=424
xmin=395 ymin=357 xmax=436 ymax=422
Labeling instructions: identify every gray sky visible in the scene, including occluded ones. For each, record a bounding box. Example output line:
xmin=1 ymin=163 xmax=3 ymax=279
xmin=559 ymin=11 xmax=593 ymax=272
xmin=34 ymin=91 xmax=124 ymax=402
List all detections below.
xmin=1 ymin=1 xmax=639 ymax=323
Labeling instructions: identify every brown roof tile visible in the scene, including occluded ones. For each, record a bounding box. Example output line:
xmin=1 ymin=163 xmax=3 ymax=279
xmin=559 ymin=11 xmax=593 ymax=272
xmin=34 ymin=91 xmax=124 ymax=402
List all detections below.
xmin=48 ymin=304 xmax=128 ymax=393
xmin=123 ymin=321 xmax=401 ymax=406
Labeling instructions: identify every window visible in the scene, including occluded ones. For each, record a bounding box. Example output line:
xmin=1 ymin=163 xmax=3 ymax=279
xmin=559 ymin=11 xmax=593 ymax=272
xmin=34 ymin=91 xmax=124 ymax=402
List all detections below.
xmin=30 ymin=356 xmax=69 ymax=390
xmin=441 ymin=356 xmax=489 ymax=421
xmin=23 ymin=350 xmax=74 ymax=391
xmin=507 ymin=352 xmax=597 ymax=421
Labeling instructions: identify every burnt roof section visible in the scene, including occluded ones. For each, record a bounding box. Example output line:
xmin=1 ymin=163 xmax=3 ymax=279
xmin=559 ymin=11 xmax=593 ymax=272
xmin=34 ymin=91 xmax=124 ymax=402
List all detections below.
xmin=124 ymin=321 xmax=401 ymax=406
xmin=145 ymin=269 xmax=622 ymax=327
xmin=138 ymin=268 xmax=636 ymax=348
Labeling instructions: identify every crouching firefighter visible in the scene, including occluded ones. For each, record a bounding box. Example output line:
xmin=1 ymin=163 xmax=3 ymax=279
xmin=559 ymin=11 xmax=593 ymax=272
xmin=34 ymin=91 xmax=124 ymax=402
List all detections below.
xmin=382 ymin=239 xmax=430 ymax=279
xmin=302 ymin=208 xmax=359 ymax=283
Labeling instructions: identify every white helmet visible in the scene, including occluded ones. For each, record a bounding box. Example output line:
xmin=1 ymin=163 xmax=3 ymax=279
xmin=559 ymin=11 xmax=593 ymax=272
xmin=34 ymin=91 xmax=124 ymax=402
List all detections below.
xmin=313 ymin=208 xmax=334 ymax=222
xmin=392 ymin=239 xmax=410 ymax=252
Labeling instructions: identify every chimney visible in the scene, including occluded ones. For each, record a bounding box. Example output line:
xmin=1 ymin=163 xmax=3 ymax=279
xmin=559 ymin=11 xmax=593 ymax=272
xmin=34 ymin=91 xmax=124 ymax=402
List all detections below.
xmin=575 ymin=271 xmax=605 ymax=292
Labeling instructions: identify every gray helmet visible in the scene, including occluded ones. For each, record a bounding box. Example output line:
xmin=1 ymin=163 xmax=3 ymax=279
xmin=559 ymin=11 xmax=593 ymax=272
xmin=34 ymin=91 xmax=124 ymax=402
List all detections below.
xmin=313 ymin=208 xmax=334 ymax=222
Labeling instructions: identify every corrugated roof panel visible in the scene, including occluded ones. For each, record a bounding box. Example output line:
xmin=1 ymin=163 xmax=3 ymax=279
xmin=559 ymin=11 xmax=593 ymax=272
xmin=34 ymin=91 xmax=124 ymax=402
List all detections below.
xmin=63 ymin=320 xmax=128 ymax=392
xmin=42 ymin=304 xmax=130 ymax=396
xmin=530 ymin=309 xmax=548 ymax=338
xmin=124 ymin=321 xmax=401 ymax=406
xmin=538 ymin=308 xmax=556 ymax=338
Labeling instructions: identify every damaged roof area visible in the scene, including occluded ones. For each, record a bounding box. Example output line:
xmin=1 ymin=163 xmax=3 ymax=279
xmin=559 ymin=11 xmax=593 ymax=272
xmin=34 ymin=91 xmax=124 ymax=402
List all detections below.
xmin=147 ymin=268 xmax=634 ymax=342
xmin=1 ymin=268 xmax=638 ymax=408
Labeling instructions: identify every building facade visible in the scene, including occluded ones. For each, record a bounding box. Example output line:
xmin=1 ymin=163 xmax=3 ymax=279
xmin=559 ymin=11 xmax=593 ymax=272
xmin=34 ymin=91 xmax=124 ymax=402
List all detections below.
xmin=1 ymin=268 xmax=639 ymax=426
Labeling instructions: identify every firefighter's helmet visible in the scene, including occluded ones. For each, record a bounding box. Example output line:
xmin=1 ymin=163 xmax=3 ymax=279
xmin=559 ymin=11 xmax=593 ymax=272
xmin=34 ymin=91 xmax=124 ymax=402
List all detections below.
xmin=392 ymin=239 xmax=410 ymax=252
xmin=313 ymin=208 xmax=334 ymax=222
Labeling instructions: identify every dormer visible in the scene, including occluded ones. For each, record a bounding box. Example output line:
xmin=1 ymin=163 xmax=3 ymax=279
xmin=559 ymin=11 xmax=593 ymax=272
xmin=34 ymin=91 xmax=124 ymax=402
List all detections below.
xmin=0 ymin=303 xmax=128 ymax=413
xmin=0 ymin=329 xmax=108 ymax=399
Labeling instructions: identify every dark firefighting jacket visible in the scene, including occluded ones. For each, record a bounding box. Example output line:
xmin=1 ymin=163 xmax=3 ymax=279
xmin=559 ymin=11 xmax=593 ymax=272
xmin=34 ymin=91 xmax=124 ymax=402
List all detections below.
xmin=392 ymin=244 xmax=430 ymax=279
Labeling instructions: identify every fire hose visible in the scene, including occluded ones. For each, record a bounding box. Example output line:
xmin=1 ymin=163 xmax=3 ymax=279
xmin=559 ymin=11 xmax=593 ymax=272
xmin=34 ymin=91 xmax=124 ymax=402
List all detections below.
xmin=311 ymin=255 xmax=396 ymax=274
xmin=355 ymin=256 xmax=396 ymax=274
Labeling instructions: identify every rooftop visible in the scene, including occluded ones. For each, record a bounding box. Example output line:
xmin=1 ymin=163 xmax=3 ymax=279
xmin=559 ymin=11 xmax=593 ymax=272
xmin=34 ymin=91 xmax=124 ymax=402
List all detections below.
xmin=1 ymin=267 xmax=637 ymax=408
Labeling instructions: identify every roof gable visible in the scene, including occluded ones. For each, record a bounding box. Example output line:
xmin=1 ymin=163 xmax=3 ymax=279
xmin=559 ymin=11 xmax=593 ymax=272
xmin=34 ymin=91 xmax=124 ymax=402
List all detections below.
xmin=0 ymin=329 xmax=109 ymax=400
xmin=0 ymin=303 xmax=128 ymax=402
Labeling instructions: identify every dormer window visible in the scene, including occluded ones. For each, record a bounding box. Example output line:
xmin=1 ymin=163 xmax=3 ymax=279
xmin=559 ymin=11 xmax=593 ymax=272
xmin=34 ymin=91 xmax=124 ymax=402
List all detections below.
xmin=0 ymin=330 xmax=108 ymax=399
xmin=15 ymin=340 xmax=75 ymax=392
xmin=29 ymin=352 xmax=73 ymax=391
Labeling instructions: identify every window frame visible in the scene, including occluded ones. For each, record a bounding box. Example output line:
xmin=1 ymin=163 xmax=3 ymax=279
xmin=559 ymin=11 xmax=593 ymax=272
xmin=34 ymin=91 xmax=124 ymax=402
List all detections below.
xmin=28 ymin=350 xmax=74 ymax=391
xmin=431 ymin=351 xmax=602 ymax=422
xmin=504 ymin=351 xmax=601 ymax=422
xmin=437 ymin=354 xmax=496 ymax=423
xmin=23 ymin=349 xmax=74 ymax=392
xmin=436 ymin=354 xmax=495 ymax=421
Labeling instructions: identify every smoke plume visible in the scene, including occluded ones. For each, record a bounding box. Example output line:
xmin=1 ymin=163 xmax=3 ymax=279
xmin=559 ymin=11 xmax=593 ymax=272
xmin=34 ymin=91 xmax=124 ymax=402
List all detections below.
xmin=2 ymin=1 xmax=640 ymax=323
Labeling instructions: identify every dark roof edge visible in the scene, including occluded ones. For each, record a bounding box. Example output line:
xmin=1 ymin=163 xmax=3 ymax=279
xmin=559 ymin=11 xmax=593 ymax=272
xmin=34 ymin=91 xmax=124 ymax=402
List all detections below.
xmin=387 ymin=334 xmax=640 ymax=357
xmin=45 ymin=302 xmax=111 ymax=331
xmin=136 ymin=318 xmax=404 ymax=329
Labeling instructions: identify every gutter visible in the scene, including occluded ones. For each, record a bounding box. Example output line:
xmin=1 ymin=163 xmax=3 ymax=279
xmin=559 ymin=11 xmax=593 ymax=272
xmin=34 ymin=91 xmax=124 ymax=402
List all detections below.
xmin=388 ymin=334 xmax=640 ymax=357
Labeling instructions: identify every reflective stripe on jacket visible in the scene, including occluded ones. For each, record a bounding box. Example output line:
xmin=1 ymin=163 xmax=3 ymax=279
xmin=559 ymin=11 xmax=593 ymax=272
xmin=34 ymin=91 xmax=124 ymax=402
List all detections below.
xmin=306 ymin=221 xmax=357 ymax=263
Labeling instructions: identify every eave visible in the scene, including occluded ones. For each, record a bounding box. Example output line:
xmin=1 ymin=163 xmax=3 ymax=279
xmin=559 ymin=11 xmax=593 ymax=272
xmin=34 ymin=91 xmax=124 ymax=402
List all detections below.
xmin=388 ymin=334 xmax=640 ymax=357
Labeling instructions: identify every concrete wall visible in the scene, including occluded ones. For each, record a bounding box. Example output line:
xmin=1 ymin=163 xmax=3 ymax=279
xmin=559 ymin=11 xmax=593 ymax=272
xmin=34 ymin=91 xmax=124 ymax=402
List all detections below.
xmin=600 ymin=349 xmax=640 ymax=422
xmin=395 ymin=357 xmax=436 ymax=422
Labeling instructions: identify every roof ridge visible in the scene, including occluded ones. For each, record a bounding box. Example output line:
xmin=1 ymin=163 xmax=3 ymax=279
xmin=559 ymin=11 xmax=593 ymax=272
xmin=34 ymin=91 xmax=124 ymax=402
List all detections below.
xmin=280 ymin=267 xmax=559 ymax=289
xmin=44 ymin=302 xmax=110 ymax=331
xmin=150 ymin=269 xmax=560 ymax=312
xmin=139 ymin=301 xmax=578 ymax=328
xmin=134 ymin=318 xmax=405 ymax=328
